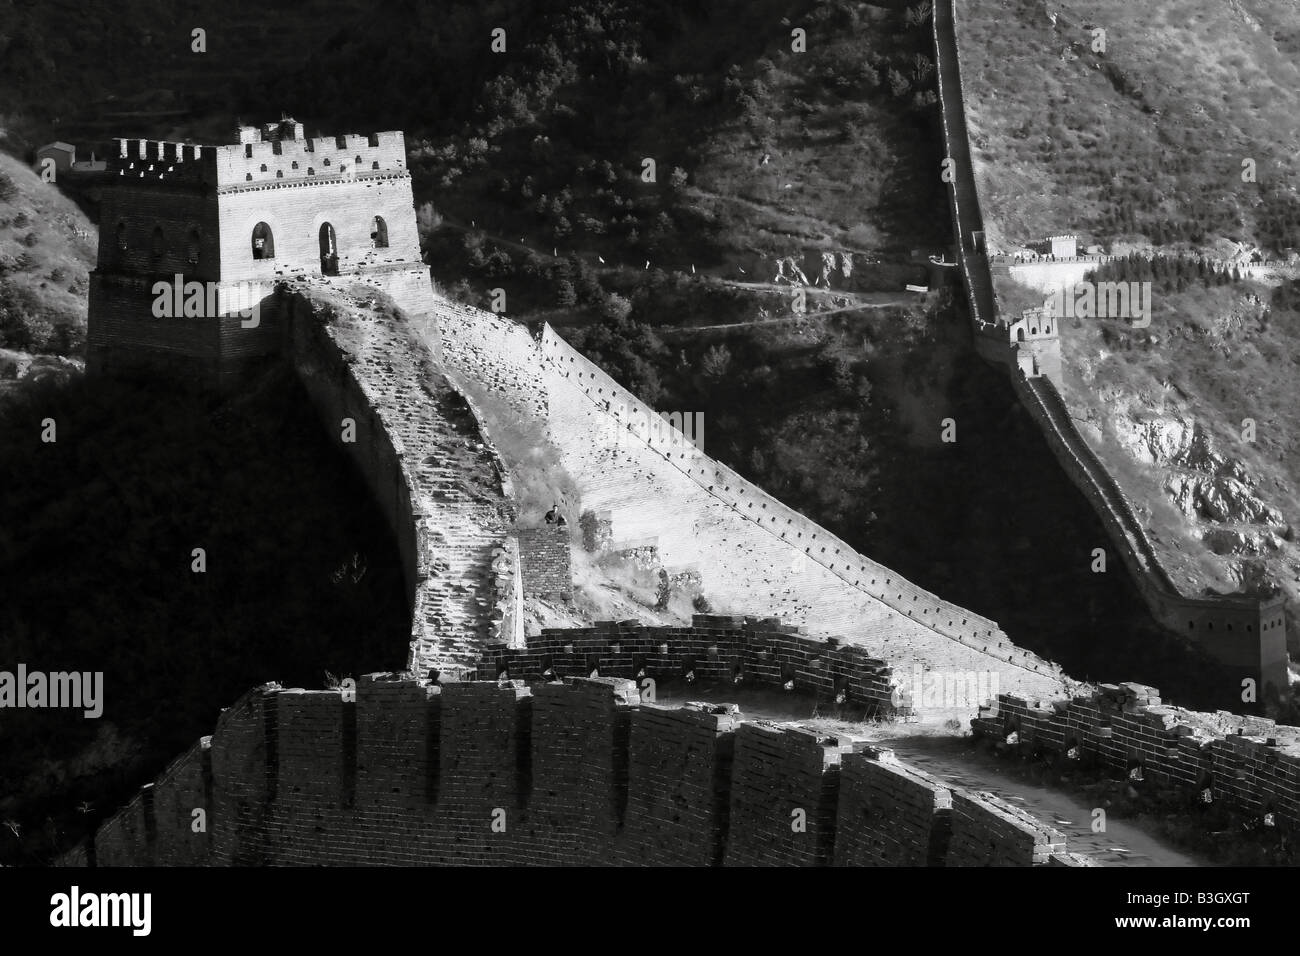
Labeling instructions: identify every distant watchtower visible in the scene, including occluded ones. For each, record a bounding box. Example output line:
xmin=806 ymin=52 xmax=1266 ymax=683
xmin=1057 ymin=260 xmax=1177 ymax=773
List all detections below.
xmin=88 ymin=117 xmax=437 ymax=384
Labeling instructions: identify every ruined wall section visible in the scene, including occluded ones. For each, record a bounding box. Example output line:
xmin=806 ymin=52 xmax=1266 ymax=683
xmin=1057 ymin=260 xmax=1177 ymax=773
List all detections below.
xmin=282 ymin=284 xmax=515 ymax=668
xmin=517 ymin=526 xmax=573 ymax=599
xmin=833 ymin=749 xmax=952 ymax=866
xmin=482 ymin=616 xmax=899 ymax=713
xmin=978 ymin=684 xmax=1300 ymax=830
xmin=76 ymin=676 xmax=1083 ymax=868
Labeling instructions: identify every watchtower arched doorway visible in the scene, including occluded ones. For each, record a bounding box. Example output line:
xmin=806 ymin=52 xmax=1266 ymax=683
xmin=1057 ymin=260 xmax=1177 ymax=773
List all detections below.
xmin=252 ymin=222 xmax=275 ymax=260
xmin=319 ymin=223 xmax=338 ymax=275
xmin=370 ymin=216 xmax=388 ymax=249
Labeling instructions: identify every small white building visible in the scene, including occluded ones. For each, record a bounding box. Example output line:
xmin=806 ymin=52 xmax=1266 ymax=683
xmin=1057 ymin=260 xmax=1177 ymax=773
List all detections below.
xmin=1045 ymin=234 xmax=1078 ymax=258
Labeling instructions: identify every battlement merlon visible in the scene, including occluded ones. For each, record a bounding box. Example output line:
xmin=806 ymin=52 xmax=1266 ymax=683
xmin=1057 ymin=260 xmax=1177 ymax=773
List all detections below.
xmin=110 ymin=140 xmax=218 ymax=187
xmin=109 ymin=130 xmax=409 ymax=189
xmin=213 ymin=131 xmax=408 ymax=188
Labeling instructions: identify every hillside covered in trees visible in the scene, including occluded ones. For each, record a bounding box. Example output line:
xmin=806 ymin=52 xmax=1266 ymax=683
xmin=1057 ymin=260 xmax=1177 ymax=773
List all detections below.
xmin=957 ymin=0 xmax=1300 ymax=255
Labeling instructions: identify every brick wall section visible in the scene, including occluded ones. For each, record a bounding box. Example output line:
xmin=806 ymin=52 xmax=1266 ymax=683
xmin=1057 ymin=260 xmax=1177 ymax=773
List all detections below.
xmin=284 ymin=286 xmax=515 ymax=669
xmin=834 ymin=748 xmax=952 ymax=866
xmin=518 ymin=526 xmax=573 ymax=599
xmin=618 ymin=703 xmax=737 ymax=866
xmin=264 ymin=690 xmax=351 ymax=864
xmin=150 ymin=739 xmax=212 ymax=866
xmin=974 ymin=684 xmax=1300 ymax=830
xmin=92 ymin=790 xmax=150 ymax=866
xmin=482 ymin=616 xmax=898 ymax=714
xmin=208 ymin=686 xmax=274 ymax=865
xmin=722 ymin=723 xmax=847 ymax=866
xmin=77 ymin=678 xmax=1217 ymax=868
xmin=947 ymin=790 xmax=1066 ymax=866
xmin=435 ymin=682 xmax=532 ymax=865
xmin=73 ymin=669 xmax=1300 ymax=867
xmin=356 ymin=673 xmax=440 ymax=808
xmin=525 ymin=678 xmax=636 ymax=864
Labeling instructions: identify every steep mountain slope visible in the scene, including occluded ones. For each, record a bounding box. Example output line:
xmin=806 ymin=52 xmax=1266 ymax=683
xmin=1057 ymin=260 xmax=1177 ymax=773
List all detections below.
xmin=959 ymin=0 xmax=1300 ymax=255
xmin=0 ymin=151 xmax=95 ymax=375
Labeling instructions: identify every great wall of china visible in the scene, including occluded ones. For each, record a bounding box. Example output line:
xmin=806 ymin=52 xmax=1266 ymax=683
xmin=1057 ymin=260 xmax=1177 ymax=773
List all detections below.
xmin=64 ymin=674 xmax=1089 ymax=868
xmin=932 ymin=0 xmax=1288 ymax=699
xmin=61 ymin=21 xmax=1299 ymax=862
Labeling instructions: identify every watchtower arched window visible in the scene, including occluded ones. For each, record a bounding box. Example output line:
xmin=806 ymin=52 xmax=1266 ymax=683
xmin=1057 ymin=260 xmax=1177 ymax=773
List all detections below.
xmin=252 ymin=222 xmax=275 ymax=260
xmin=367 ymin=133 xmax=379 ymax=147
xmin=291 ymin=161 xmax=299 ymax=169
xmin=371 ymin=161 xmax=379 ymax=170
xmin=151 ymin=226 xmax=165 ymax=259
xmin=371 ymin=216 xmax=388 ymax=249
xmin=354 ymin=155 xmax=362 ymax=166
xmin=335 ymin=135 xmax=347 ymax=149
xmin=319 ymin=222 xmax=338 ymax=275
xmin=245 ymin=173 xmax=252 ymax=181
xmin=307 ymin=167 xmax=315 ymax=176
xmin=276 ymin=170 xmax=283 ymax=178
xmin=115 ymin=222 xmax=127 ymax=251
xmin=260 ymin=163 xmax=267 ymax=172
xmin=323 ymin=158 xmax=331 ymax=167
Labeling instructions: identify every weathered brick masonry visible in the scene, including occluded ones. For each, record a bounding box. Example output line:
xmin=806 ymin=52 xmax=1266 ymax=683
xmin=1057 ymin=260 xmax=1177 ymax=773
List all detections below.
xmin=517 ymin=526 xmax=573 ymax=599
xmin=974 ymin=683 xmax=1300 ymax=830
xmin=482 ymin=615 xmax=900 ymax=714
xmin=75 ymin=676 xmax=1083 ymax=867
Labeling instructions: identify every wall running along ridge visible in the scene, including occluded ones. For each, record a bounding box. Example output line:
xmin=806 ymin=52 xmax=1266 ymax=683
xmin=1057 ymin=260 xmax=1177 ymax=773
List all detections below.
xmin=73 ymin=675 xmax=1084 ymax=867
xmin=438 ymin=303 xmax=1073 ymax=708
xmin=932 ymin=0 xmax=1287 ymax=697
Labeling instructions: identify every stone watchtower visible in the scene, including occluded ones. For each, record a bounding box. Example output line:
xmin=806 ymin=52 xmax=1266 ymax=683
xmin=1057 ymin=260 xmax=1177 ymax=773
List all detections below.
xmin=88 ymin=117 xmax=438 ymax=384
xmin=1007 ymin=305 xmax=1061 ymax=380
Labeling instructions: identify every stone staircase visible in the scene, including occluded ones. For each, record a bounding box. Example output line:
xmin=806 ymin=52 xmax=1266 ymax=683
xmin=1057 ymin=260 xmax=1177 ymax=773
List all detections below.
xmin=291 ymin=282 xmax=514 ymax=671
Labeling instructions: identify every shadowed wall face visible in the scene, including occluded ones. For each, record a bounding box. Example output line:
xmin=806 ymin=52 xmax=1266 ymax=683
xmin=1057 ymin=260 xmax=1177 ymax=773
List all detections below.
xmin=82 ymin=676 xmax=1083 ymax=869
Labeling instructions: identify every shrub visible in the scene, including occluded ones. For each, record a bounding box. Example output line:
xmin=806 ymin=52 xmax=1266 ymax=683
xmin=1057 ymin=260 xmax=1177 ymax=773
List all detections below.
xmin=554 ymin=278 xmax=577 ymax=307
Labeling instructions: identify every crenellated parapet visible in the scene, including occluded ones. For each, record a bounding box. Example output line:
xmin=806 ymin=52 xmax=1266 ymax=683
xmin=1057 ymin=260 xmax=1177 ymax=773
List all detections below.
xmin=73 ymin=674 xmax=1081 ymax=868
